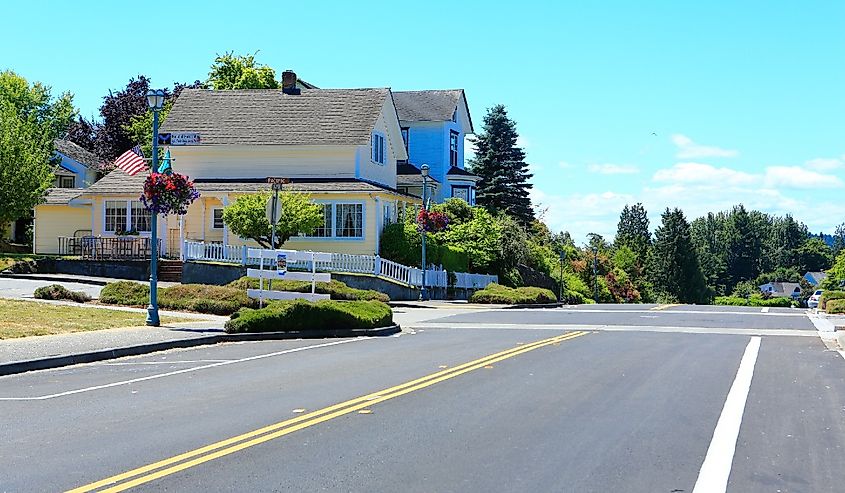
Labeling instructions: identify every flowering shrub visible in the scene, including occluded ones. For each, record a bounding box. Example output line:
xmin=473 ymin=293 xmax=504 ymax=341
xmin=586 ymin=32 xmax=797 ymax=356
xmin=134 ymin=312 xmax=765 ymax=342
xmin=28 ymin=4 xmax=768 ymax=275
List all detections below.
xmin=417 ymin=209 xmax=449 ymax=233
xmin=141 ymin=172 xmax=200 ymax=215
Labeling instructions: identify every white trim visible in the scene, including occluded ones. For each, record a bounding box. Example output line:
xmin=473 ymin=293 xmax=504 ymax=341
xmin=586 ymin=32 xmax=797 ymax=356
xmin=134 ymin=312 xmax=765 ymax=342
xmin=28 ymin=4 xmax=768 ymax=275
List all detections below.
xmin=210 ymin=208 xmax=224 ymax=229
xmin=371 ymin=131 xmax=386 ymax=165
xmin=295 ymin=200 xmax=367 ymax=241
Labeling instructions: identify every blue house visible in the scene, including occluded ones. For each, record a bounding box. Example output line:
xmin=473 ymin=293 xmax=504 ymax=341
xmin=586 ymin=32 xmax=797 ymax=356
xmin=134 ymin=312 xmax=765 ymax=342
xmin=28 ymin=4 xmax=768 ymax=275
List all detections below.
xmin=53 ymin=139 xmax=99 ymax=189
xmin=393 ymin=90 xmax=479 ymax=205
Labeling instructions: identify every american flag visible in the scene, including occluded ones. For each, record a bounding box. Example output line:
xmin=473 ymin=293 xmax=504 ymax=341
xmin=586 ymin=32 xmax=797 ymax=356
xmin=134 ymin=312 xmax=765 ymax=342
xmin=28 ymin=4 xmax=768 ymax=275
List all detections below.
xmin=114 ymin=145 xmax=147 ymax=176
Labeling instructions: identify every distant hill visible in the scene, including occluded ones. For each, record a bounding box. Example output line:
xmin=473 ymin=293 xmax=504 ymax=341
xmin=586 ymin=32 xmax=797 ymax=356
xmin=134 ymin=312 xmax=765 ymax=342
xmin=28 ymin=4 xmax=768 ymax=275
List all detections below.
xmin=814 ymin=233 xmax=835 ymax=247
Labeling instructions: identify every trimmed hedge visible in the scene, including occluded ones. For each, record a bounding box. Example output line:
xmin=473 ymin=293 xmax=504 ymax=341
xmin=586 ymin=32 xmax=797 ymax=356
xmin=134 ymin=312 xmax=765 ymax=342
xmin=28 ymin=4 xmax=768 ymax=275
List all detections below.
xmin=33 ymin=284 xmax=91 ymax=303
xmin=99 ymin=281 xmax=149 ymax=305
xmin=821 ymin=291 xmax=845 ymax=310
xmin=469 ymin=283 xmax=557 ymax=305
xmin=226 ymin=277 xmax=389 ymax=302
xmin=100 ymin=281 xmax=258 ymax=315
xmin=827 ymin=299 xmax=845 ymax=314
xmin=225 ymin=299 xmax=393 ymax=333
xmin=715 ymin=295 xmax=795 ymax=307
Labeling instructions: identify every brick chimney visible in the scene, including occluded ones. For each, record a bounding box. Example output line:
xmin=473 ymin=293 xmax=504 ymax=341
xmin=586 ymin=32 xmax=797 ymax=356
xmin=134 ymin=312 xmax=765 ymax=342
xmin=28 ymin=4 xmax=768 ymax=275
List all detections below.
xmin=282 ymin=70 xmax=300 ymax=95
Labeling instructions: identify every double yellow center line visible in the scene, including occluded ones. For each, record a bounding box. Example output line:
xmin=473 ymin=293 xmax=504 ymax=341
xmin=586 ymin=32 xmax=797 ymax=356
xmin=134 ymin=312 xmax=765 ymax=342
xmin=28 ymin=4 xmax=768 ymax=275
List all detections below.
xmin=68 ymin=331 xmax=589 ymax=492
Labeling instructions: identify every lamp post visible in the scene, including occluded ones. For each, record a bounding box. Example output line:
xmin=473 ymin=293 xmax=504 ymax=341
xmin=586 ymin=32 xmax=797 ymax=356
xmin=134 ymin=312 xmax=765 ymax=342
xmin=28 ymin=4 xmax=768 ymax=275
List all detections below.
xmin=558 ymin=250 xmax=567 ymax=302
xmin=419 ymin=164 xmax=430 ymax=301
xmin=145 ymin=89 xmax=165 ymax=327
xmin=591 ymin=246 xmax=599 ymax=303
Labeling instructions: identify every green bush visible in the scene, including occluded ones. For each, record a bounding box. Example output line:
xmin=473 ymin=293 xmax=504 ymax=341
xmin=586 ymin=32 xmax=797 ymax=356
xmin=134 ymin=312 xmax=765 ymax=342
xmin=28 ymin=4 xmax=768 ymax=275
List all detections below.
xmin=827 ymin=299 xmax=845 ymax=314
xmin=748 ymin=296 xmax=793 ymax=308
xmin=99 ymin=281 xmax=150 ymax=305
xmin=821 ymin=290 xmax=845 ymax=310
xmin=100 ymin=281 xmax=258 ymax=315
xmin=226 ymin=277 xmax=389 ymax=302
xmin=714 ymin=296 xmax=748 ymax=306
xmin=225 ymin=299 xmax=393 ymax=333
xmin=33 ymin=284 xmax=91 ymax=303
xmin=469 ymin=283 xmax=557 ymax=305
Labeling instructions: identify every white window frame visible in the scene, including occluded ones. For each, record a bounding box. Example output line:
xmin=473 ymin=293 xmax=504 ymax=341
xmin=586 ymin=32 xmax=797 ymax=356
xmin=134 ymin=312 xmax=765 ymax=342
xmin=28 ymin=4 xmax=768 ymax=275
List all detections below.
xmin=371 ymin=132 xmax=386 ymax=165
xmin=58 ymin=175 xmax=76 ymax=188
xmin=102 ymin=200 xmax=152 ymax=235
xmin=304 ymin=203 xmax=333 ymax=238
xmin=211 ymin=208 xmax=225 ymax=229
xmin=293 ymin=201 xmax=366 ymax=241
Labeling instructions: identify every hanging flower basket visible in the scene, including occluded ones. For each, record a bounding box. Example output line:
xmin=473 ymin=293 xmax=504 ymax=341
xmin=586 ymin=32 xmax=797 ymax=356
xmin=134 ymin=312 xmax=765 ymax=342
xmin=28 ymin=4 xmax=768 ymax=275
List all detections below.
xmin=417 ymin=209 xmax=450 ymax=233
xmin=140 ymin=172 xmax=200 ymax=215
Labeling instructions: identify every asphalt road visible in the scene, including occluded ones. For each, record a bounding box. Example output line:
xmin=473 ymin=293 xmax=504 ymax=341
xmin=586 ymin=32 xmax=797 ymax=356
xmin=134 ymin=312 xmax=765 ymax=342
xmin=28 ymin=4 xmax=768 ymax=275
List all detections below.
xmin=0 ymin=278 xmax=103 ymax=299
xmin=1 ymin=304 xmax=844 ymax=492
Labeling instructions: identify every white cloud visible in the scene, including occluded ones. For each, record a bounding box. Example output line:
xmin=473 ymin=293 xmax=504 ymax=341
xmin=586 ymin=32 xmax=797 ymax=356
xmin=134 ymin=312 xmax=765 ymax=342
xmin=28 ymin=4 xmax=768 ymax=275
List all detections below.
xmin=558 ymin=161 xmax=575 ymax=169
xmin=652 ymin=162 xmax=757 ymax=186
xmin=805 ymin=156 xmax=844 ymax=171
xmin=516 ymin=136 xmax=530 ymax=148
xmin=531 ymin=188 xmax=635 ymax=243
xmin=763 ymin=166 xmax=843 ymax=189
xmin=587 ymin=163 xmax=639 ymax=175
xmin=671 ymin=134 xmax=738 ymax=159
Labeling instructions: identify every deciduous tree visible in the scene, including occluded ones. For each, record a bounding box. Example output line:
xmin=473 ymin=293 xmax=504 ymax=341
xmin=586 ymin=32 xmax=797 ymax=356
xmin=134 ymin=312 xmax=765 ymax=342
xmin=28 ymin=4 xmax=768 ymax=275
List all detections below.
xmin=222 ymin=192 xmax=323 ymax=248
xmin=207 ymin=52 xmax=279 ymax=90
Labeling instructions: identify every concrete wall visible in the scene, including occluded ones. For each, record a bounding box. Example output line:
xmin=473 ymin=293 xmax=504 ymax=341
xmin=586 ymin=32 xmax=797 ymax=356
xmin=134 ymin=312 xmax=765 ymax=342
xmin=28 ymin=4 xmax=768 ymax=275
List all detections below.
xmin=182 ymin=261 xmax=246 ymax=285
xmin=38 ymin=258 xmax=150 ymax=280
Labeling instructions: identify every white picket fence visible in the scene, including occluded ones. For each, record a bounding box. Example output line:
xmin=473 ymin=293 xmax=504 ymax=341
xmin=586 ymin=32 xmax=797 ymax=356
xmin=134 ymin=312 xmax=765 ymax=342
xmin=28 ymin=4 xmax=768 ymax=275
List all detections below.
xmin=182 ymin=240 xmax=497 ymax=290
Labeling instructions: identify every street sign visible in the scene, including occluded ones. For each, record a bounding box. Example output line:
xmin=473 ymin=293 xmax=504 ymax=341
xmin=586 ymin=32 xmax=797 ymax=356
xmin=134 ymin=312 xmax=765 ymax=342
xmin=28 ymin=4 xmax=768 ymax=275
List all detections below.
xmin=267 ymin=177 xmax=291 ymax=184
xmin=276 ymin=252 xmax=288 ymax=278
xmin=157 ymin=132 xmax=201 ymax=146
xmin=265 ymin=195 xmax=283 ymax=223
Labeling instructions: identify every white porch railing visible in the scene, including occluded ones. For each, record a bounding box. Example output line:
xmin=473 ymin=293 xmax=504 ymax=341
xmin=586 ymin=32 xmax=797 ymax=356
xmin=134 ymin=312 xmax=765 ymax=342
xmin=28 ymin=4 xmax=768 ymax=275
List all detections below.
xmin=182 ymin=240 xmax=497 ymax=290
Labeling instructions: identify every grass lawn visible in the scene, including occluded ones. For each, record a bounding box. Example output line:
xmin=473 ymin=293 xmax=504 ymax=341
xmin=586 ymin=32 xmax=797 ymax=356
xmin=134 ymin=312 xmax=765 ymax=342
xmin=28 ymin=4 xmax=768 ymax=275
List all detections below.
xmin=0 ymin=299 xmax=190 ymax=339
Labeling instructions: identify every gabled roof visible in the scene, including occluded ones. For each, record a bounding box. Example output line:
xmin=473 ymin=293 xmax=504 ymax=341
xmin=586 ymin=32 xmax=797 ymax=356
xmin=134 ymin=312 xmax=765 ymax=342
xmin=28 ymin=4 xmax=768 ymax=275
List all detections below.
xmin=81 ymin=169 xmax=418 ymax=198
xmin=161 ymin=88 xmax=391 ymax=146
xmin=54 ymin=139 xmax=99 ymax=169
xmin=393 ymin=90 xmax=471 ymax=128
xmin=42 ymin=187 xmax=85 ymax=205
xmin=397 ymin=162 xmax=441 ymax=185
xmin=805 ymin=271 xmax=827 ymax=281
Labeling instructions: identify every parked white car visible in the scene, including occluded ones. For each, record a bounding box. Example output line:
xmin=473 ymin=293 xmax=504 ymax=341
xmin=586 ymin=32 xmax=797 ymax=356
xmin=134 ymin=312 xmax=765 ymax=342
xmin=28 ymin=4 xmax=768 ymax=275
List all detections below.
xmin=808 ymin=290 xmax=823 ymax=309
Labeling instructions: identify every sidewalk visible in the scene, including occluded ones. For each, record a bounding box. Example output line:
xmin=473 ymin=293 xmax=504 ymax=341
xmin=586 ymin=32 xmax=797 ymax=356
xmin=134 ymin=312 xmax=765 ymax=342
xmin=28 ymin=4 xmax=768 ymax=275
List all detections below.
xmin=0 ymin=272 xmax=179 ymax=288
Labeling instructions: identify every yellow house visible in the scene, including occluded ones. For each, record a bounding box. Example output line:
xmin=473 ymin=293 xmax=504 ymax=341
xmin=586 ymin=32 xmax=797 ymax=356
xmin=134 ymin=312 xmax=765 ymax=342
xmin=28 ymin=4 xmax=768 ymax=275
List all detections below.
xmin=34 ymin=76 xmax=424 ymax=256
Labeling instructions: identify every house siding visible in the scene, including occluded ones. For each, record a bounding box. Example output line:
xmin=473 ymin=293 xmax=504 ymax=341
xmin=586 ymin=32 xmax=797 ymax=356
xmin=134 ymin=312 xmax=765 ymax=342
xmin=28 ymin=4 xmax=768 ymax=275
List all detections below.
xmin=34 ymin=205 xmax=90 ymax=254
xmin=55 ymin=154 xmax=97 ymax=188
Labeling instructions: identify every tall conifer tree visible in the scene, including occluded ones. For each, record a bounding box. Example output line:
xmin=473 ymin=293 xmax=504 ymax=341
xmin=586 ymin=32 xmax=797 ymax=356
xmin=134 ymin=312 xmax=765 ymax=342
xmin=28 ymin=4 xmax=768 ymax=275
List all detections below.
xmin=649 ymin=208 xmax=709 ymax=304
xmin=468 ymin=105 xmax=534 ymax=225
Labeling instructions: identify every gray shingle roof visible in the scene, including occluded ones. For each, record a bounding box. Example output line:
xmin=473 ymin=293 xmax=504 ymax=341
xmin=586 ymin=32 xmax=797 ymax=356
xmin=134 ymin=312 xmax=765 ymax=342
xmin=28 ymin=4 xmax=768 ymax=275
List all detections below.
xmin=42 ymin=187 xmax=85 ymax=205
xmin=161 ymin=88 xmax=390 ymax=146
xmin=81 ymin=170 xmax=416 ymax=198
xmin=393 ymin=90 xmax=464 ymax=122
xmin=54 ymin=139 xmax=100 ymax=169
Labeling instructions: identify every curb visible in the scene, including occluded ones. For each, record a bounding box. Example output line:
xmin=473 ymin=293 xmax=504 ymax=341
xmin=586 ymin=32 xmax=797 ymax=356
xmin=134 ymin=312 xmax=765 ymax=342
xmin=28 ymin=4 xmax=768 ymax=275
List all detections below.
xmin=0 ymin=324 xmax=401 ymax=377
xmin=501 ymin=302 xmax=564 ymax=309
xmin=0 ymin=273 xmax=111 ymax=286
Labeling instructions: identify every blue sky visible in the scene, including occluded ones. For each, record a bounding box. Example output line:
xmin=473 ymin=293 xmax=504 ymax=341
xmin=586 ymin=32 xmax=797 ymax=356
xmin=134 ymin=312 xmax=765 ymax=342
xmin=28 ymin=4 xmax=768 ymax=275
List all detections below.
xmin=4 ymin=1 xmax=843 ymax=242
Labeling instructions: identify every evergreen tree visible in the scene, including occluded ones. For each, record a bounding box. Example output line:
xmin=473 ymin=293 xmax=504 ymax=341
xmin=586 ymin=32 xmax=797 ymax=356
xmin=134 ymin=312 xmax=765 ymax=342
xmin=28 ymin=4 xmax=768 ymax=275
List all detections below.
xmin=724 ymin=204 xmax=763 ymax=291
xmin=649 ymin=208 xmax=709 ymax=304
xmin=769 ymin=214 xmax=808 ymax=270
xmin=690 ymin=212 xmax=728 ymax=295
xmin=833 ymin=223 xmax=845 ymax=256
xmin=468 ymin=105 xmax=534 ymax=225
xmin=615 ymin=203 xmax=651 ymax=267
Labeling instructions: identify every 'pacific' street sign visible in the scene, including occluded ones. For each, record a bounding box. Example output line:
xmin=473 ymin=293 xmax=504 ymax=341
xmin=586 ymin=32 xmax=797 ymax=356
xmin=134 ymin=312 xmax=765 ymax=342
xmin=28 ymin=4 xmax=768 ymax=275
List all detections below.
xmin=157 ymin=132 xmax=201 ymax=146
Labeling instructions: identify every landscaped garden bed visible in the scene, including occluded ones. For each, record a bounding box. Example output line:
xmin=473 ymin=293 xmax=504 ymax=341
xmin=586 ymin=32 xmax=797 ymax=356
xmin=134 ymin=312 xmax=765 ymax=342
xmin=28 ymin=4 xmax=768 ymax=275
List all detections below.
xmin=227 ymin=277 xmax=389 ymax=302
xmin=468 ymin=283 xmax=557 ymax=305
xmin=225 ymin=299 xmax=394 ymax=334
xmin=714 ymin=295 xmax=796 ymax=308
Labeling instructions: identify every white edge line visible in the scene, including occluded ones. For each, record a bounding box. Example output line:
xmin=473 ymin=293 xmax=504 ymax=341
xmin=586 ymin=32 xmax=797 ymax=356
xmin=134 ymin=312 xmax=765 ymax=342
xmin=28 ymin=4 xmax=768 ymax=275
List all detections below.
xmin=0 ymin=338 xmax=368 ymax=401
xmin=692 ymin=336 xmax=761 ymax=493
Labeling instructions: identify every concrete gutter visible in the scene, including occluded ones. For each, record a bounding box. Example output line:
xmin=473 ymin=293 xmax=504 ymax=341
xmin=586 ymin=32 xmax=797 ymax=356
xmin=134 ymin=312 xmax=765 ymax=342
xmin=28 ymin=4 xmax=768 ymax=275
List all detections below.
xmin=0 ymin=324 xmax=401 ymax=377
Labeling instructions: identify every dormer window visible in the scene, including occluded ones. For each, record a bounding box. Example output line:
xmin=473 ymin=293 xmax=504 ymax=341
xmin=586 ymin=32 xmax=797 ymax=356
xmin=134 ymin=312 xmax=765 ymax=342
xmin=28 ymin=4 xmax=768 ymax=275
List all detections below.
xmin=452 ymin=108 xmax=457 ymax=122
xmin=372 ymin=132 xmax=385 ymax=165
xmin=449 ymin=130 xmax=459 ymax=167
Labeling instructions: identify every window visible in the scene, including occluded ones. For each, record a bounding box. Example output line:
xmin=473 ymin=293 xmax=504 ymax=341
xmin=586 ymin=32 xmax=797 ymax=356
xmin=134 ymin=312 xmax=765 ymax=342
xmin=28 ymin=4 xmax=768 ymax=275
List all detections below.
xmin=372 ymin=133 xmax=385 ymax=164
xmin=399 ymin=127 xmax=409 ymax=162
xmin=58 ymin=175 xmax=75 ymax=188
xmin=336 ymin=203 xmax=364 ymax=238
xmin=306 ymin=204 xmax=333 ymax=237
xmin=383 ymin=203 xmax=392 ymax=227
xmin=452 ymin=186 xmax=469 ymax=202
xmin=449 ymin=131 xmax=459 ymax=167
xmin=104 ymin=201 xmax=127 ymax=233
xmin=131 ymin=201 xmax=151 ymax=232
xmin=212 ymin=209 xmax=225 ymax=229
xmin=452 ymin=108 xmax=457 ymax=122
